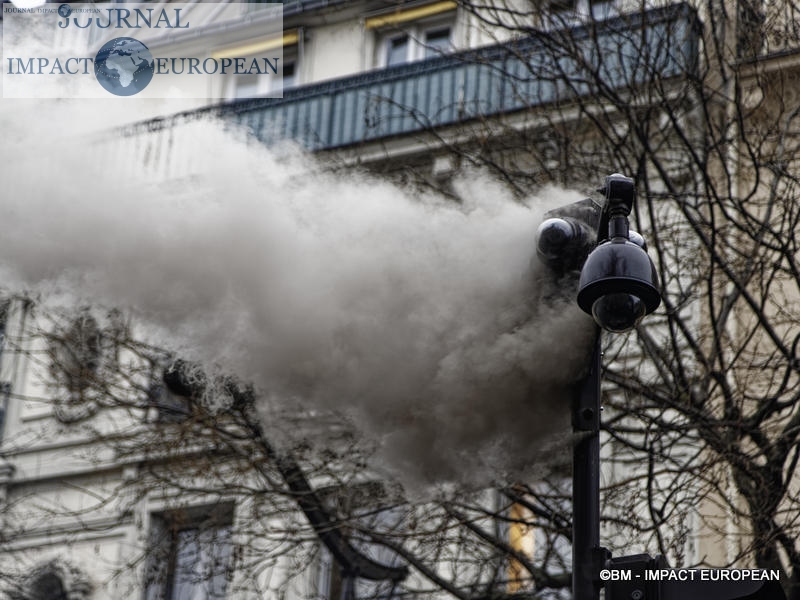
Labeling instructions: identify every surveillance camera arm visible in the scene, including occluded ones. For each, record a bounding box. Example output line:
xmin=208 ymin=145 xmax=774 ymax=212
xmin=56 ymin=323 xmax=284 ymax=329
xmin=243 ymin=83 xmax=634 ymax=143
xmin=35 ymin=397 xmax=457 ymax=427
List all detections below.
xmin=597 ymin=173 xmax=635 ymax=242
xmin=598 ymin=173 xmax=635 ymax=216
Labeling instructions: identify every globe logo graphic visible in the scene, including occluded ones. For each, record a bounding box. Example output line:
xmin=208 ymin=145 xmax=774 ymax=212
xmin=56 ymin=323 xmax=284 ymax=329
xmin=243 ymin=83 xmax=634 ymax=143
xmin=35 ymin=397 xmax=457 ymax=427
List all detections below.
xmin=58 ymin=4 xmax=72 ymax=18
xmin=94 ymin=37 xmax=154 ymax=97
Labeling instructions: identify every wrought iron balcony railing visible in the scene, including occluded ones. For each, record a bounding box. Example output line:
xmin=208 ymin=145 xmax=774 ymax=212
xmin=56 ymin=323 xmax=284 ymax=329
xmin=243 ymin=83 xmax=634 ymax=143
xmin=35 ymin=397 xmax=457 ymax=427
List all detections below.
xmin=115 ymin=3 xmax=700 ymax=164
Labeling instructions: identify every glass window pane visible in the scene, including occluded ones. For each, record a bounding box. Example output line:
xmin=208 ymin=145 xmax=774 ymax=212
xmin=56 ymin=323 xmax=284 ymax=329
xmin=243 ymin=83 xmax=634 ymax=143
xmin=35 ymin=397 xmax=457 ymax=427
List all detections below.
xmin=145 ymin=516 xmax=170 ymax=600
xmin=146 ymin=508 xmax=234 ymax=600
xmin=172 ymin=525 xmax=233 ymax=600
xmin=549 ymin=0 xmax=576 ymax=12
xmin=424 ymin=27 xmax=451 ymax=58
xmin=234 ymin=73 xmax=261 ymax=99
xmin=386 ymin=35 xmax=409 ymax=66
xmin=590 ymin=0 xmax=615 ymax=19
xmin=283 ymin=62 xmax=296 ymax=89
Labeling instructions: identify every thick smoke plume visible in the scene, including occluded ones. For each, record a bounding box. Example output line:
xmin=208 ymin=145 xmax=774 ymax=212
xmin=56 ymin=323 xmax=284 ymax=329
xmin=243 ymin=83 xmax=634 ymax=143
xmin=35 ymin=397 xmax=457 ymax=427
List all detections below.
xmin=0 ymin=98 xmax=595 ymax=488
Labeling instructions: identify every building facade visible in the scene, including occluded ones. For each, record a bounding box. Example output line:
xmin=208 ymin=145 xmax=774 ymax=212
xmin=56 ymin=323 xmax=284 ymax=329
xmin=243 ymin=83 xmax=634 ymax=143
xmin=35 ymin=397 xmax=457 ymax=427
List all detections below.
xmin=3 ymin=0 xmax=800 ymax=598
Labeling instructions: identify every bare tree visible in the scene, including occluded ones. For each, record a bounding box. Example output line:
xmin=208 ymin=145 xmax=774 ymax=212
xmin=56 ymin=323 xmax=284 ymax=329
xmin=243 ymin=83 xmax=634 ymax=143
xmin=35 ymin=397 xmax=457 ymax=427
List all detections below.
xmin=1 ymin=300 xmax=579 ymax=599
xmin=438 ymin=1 xmax=800 ymax=598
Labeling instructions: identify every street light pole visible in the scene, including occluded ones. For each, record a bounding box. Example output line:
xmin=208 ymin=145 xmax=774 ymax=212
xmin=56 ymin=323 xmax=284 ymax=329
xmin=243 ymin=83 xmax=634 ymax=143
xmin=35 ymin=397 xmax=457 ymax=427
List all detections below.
xmin=571 ymin=173 xmax=660 ymax=600
xmin=572 ymin=329 xmax=603 ymax=600
xmin=573 ymin=174 xmax=661 ymax=600
xmin=539 ymin=174 xmax=661 ymax=600
xmin=540 ymin=174 xmax=786 ymax=600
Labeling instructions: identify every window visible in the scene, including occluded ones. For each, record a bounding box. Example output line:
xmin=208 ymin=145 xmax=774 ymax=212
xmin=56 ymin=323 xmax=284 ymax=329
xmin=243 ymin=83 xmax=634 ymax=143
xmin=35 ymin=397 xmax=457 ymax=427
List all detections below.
xmin=588 ymin=0 xmax=615 ymax=20
xmin=232 ymin=72 xmax=262 ymax=99
xmin=230 ymin=58 xmax=297 ymax=99
xmin=386 ymin=35 xmax=410 ymax=66
xmin=53 ymin=309 xmax=102 ymax=392
xmin=549 ymin=0 xmax=576 ymax=13
xmin=310 ymin=485 xmax=406 ymax=600
xmin=145 ymin=504 xmax=235 ymax=600
xmin=47 ymin=308 xmax=108 ymax=423
xmin=529 ymin=483 xmax=571 ymax=594
xmin=314 ymin=545 xmax=404 ymax=600
xmin=424 ymin=26 xmax=452 ymax=57
xmin=375 ymin=21 xmax=454 ymax=67
xmin=282 ymin=61 xmax=297 ymax=89
xmin=220 ymin=30 xmax=300 ymax=100
xmin=545 ymin=0 xmax=616 ymax=24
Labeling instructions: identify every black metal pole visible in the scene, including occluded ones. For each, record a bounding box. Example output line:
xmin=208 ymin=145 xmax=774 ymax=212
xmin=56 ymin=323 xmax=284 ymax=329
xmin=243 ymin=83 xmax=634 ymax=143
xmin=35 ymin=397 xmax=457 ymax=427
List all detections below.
xmin=572 ymin=329 xmax=602 ymax=600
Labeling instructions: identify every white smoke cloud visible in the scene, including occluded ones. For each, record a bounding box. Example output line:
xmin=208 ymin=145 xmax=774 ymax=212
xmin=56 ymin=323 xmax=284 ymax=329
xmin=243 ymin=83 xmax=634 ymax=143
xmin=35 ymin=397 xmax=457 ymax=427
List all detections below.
xmin=0 ymin=98 xmax=595 ymax=488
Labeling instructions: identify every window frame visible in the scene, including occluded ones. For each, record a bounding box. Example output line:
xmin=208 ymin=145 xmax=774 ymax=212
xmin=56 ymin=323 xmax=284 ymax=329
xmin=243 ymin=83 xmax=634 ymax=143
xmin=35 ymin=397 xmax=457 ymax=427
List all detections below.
xmin=373 ymin=15 xmax=455 ymax=68
xmin=224 ymin=34 xmax=298 ymax=100
xmin=310 ymin=494 xmax=406 ymax=599
xmin=544 ymin=0 xmax=617 ymax=27
xmin=144 ymin=503 xmax=236 ymax=600
xmin=227 ymin=54 xmax=298 ymax=99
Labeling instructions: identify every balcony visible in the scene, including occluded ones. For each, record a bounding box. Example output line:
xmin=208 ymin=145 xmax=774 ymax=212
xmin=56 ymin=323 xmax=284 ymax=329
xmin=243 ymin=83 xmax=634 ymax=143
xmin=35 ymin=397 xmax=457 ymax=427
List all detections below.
xmin=118 ymin=3 xmax=700 ymax=155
